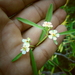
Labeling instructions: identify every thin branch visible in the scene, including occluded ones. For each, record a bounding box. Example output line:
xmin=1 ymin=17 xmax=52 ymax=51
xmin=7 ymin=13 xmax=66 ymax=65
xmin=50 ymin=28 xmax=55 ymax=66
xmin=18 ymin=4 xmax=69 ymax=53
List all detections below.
xmin=54 ymin=52 xmax=75 ymax=63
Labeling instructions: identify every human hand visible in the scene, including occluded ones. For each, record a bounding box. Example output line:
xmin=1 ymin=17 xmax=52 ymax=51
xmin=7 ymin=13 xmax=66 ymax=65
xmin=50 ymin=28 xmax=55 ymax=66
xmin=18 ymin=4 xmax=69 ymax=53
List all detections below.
xmin=0 ymin=0 xmax=67 ymax=75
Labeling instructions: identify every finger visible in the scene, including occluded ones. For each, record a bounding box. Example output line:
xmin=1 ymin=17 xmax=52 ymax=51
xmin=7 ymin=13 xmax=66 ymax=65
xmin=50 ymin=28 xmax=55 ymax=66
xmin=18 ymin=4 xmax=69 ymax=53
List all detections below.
xmin=0 ymin=0 xmax=37 ymax=16
xmin=34 ymin=25 xmax=67 ymax=69
xmin=13 ymin=0 xmax=66 ymax=31
xmin=0 ymin=8 xmax=10 ymax=30
xmin=51 ymin=9 xmax=67 ymax=29
xmin=36 ymin=8 xmax=67 ymax=29
xmin=22 ymin=8 xmax=66 ymax=45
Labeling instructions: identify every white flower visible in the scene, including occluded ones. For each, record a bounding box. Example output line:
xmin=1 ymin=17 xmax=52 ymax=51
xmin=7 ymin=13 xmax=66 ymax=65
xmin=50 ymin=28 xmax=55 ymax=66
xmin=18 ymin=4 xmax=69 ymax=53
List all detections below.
xmin=23 ymin=43 xmax=30 ymax=47
xmin=22 ymin=38 xmax=31 ymax=43
xmin=27 ymin=37 xmax=31 ymax=42
xmin=20 ymin=46 xmax=30 ymax=54
xmin=21 ymin=38 xmax=31 ymax=54
xmin=22 ymin=38 xmax=31 ymax=47
xmin=42 ymin=21 xmax=53 ymax=28
xmin=48 ymin=30 xmax=60 ymax=40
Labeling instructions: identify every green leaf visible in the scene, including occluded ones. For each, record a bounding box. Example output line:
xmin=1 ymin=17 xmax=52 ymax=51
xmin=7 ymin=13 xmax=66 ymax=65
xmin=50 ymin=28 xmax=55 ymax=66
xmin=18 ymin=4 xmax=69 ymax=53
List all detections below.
xmin=16 ymin=17 xmax=44 ymax=30
xmin=39 ymin=27 xmax=49 ymax=41
xmin=29 ymin=49 xmax=38 ymax=75
xmin=51 ymin=67 xmax=55 ymax=74
xmin=39 ymin=30 xmax=45 ymax=41
xmin=45 ymin=4 xmax=53 ymax=22
xmin=58 ymin=44 xmax=63 ymax=52
xmin=48 ymin=60 xmax=55 ymax=67
xmin=68 ymin=22 xmax=74 ymax=30
xmin=54 ymin=40 xmax=58 ymax=45
xmin=70 ymin=42 xmax=75 ymax=56
xmin=59 ymin=29 xmax=75 ymax=35
xmin=53 ymin=55 xmax=59 ymax=65
xmin=12 ymin=52 xmax=22 ymax=62
xmin=39 ymin=29 xmax=47 ymax=41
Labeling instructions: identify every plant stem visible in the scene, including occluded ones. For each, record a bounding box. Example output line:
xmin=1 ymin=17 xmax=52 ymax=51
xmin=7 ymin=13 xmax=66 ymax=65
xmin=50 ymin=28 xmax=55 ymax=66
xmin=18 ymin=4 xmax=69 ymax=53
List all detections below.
xmin=36 ymin=34 xmax=48 ymax=46
xmin=36 ymin=32 xmax=48 ymax=46
xmin=36 ymin=28 xmax=50 ymax=46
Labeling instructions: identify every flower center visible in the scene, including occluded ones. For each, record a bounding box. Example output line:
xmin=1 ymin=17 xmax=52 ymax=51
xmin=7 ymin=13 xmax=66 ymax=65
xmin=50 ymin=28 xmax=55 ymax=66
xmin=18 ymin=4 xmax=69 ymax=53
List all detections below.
xmin=46 ymin=23 xmax=49 ymax=25
xmin=52 ymin=33 xmax=56 ymax=36
xmin=23 ymin=47 xmax=26 ymax=51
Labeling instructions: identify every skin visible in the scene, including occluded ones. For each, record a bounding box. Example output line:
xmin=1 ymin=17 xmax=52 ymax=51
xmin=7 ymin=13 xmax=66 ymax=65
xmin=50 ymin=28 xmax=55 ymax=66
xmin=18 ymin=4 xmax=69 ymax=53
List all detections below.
xmin=0 ymin=0 xmax=67 ymax=75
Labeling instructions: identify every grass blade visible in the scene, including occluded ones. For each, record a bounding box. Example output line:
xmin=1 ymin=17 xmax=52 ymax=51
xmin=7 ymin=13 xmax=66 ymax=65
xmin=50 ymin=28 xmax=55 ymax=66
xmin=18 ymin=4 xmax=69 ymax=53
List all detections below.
xmin=16 ymin=17 xmax=44 ymax=30
xmin=39 ymin=29 xmax=47 ymax=41
xmin=12 ymin=52 xmax=22 ymax=62
xmin=70 ymin=42 xmax=75 ymax=56
xmin=45 ymin=4 xmax=53 ymax=22
xmin=29 ymin=49 xmax=38 ymax=75
xmin=54 ymin=40 xmax=58 ymax=45
xmin=39 ymin=27 xmax=49 ymax=41
xmin=39 ymin=30 xmax=46 ymax=41
xmin=59 ymin=29 xmax=75 ymax=35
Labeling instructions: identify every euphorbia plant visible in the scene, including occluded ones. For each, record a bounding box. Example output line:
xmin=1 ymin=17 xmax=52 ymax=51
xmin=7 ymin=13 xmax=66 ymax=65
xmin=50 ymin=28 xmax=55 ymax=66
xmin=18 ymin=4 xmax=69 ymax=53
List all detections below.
xmin=12 ymin=4 xmax=75 ymax=75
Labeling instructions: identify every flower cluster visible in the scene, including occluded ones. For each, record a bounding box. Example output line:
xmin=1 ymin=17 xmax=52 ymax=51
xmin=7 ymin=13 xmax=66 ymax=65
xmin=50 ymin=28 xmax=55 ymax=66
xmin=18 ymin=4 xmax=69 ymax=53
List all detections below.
xmin=48 ymin=30 xmax=60 ymax=40
xmin=42 ymin=21 xmax=53 ymax=28
xmin=43 ymin=21 xmax=60 ymax=41
xmin=20 ymin=38 xmax=31 ymax=54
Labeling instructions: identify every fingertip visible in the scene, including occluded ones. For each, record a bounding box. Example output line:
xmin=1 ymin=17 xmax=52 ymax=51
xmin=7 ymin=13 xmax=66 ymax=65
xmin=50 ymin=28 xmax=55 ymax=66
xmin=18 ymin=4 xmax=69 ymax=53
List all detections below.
xmin=56 ymin=25 xmax=67 ymax=32
xmin=56 ymin=25 xmax=67 ymax=45
xmin=54 ymin=8 xmax=67 ymax=24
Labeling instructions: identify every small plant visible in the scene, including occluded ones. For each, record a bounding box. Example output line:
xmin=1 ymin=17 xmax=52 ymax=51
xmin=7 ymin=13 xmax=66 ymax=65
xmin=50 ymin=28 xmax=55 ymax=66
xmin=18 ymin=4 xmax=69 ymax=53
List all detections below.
xmin=11 ymin=4 xmax=75 ymax=75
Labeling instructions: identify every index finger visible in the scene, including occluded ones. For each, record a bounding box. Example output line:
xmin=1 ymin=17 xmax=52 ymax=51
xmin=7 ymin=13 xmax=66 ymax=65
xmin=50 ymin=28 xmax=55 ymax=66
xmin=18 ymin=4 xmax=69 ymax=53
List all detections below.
xmin=0 ymin=0 xmax=38 ymax=16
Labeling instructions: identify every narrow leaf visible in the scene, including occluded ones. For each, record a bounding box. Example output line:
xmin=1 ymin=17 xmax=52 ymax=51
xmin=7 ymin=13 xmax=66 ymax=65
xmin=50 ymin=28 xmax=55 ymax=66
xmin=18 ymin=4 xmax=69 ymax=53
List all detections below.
xmin=39 ymin=31 xmax=45 ymax=41
xmin=12 ymin=52 xmax=22 ymax=62
xmin=45 ymin=4 xmax=53 ymax=22
xmin=48 ymin=60 xmax=55 ymax=66
xmin=29 ymin=49 xmax=38 ymax=75
xmin=39 ymin=27 xmax=49 ymax=41
xmin=16 ymin=17 xmax=44 ymax=30
xmin=70 ymin=42 xmax=75 ymax=55
xmin=54 ymin=40 xmax=58 ymax=45
xmin=68 ymin=22 xmax=73 ymax=30
xmin=59 ymin=29 xmax=75 ymax=35
xmin=39 ymin=29 xmax=47 ymax=41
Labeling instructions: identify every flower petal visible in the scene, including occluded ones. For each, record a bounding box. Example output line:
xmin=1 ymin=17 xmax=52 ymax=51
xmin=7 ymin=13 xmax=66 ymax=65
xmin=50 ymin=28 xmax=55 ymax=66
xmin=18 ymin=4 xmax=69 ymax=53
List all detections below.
xmin=48 ymin=35 xmax=53 ymax=39
xmin=27 ymin=38 xmax=31 ymax=42
xmin=22 ymin=39 xmax=26 ymax=42
xmin=49 ymin=30 xmax=54 ymax=34
xmin=26 ymin=48 xmax=30 ymax=52
xmin=56 ymin=33 xmax=60 ymax=37
xmin=53 ymin=30 xmax=57 ymax=33
xmin=22 ymin=51 xmax=26 ymax=54
xmin=53 ymin=37 xmax=57 ymax=40
xmin=20 ymin=49 xmax=23 ymax=51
